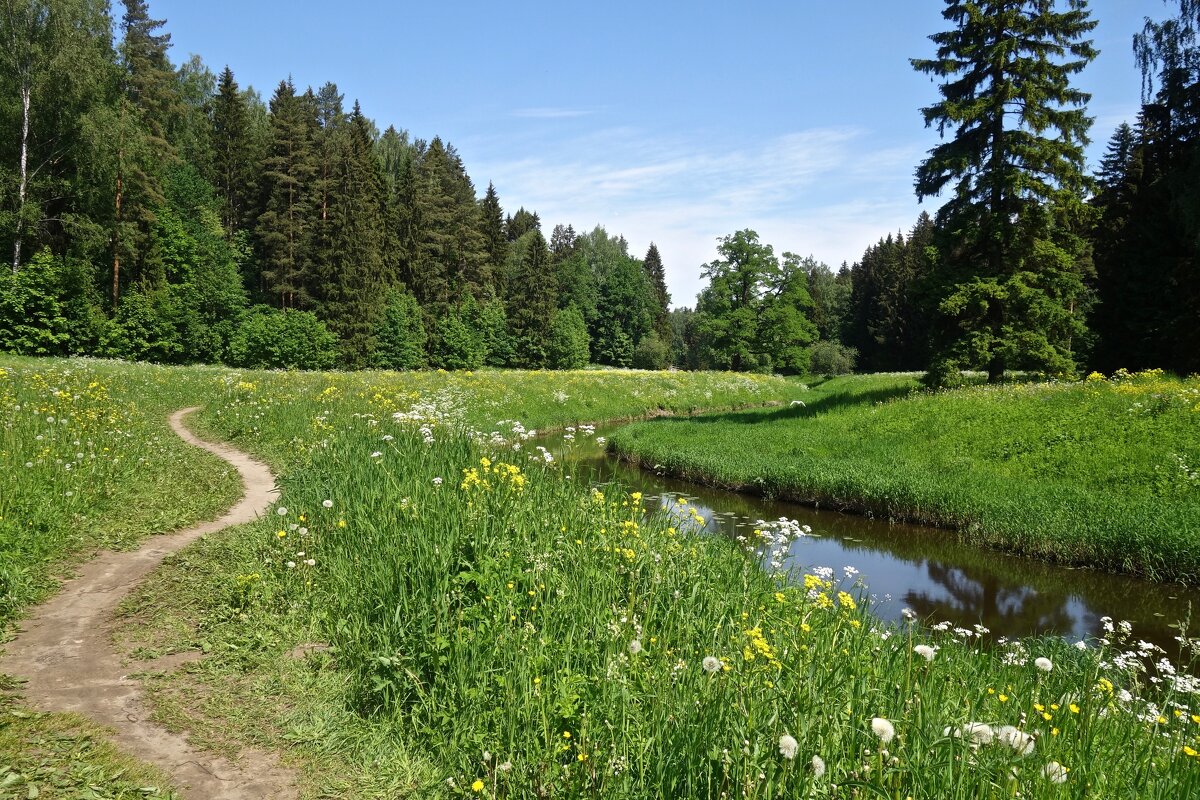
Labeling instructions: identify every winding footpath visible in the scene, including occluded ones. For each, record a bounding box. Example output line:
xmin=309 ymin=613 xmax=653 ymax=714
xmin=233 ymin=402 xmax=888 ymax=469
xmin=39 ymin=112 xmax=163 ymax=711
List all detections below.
xmin=0 ymin=408 xmax=299 ymax=799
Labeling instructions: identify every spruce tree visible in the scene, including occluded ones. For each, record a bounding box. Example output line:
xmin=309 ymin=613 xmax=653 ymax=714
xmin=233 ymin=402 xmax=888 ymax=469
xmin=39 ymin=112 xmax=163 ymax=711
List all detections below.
xmin=912 ymin=0 xmax=1097 ymax=382
xmin=257 ymin=78 xmax=316 ymax=309
xmin=211 ymin=66 xmax=253 ymax=234
xmin=507 ymin=230 xmax=556 ymax=367
xmin=643 ymin=242 xmax=671 ymax=340
xmin=479 ymin=181 xmax=507 ymax=284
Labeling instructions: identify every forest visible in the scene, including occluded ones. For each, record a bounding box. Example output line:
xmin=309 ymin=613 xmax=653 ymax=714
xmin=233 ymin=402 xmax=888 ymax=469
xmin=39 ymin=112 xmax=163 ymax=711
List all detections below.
xmin=0 ymin=0 xmax=1197 ymax=381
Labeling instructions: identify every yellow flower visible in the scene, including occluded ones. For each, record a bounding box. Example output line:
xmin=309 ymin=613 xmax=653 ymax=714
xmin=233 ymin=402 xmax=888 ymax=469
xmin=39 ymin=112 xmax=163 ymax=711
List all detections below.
xmin=999 ymin=694 xmax=1009 ymax=703
xmin=337 ymin=519 xmax=346 ymax=528
xmin=1185 ymin=746 xmax=1200 ymax=758
xmin=472 ymin=778 xmax=485 ymax=792
xmin=562 ymin=731 xmax=571 ymax=739
xmin=1069 ymin=704 xmax=1080 ymax=714
xmin=276 ymin=530 xmax=286 ymax=538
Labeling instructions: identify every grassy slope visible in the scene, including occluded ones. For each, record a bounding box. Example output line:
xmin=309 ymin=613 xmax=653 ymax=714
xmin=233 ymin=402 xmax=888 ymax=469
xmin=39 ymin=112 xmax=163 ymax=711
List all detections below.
xmin=114 ymin=365 xmax=1200 ymax=798
xmin=610 ymin=371 xmax=1200 ymax=583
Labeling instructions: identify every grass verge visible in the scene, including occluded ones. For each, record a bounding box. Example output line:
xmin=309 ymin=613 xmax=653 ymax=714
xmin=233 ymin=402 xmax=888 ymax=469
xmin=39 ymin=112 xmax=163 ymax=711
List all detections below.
xmin=609 ymin=369 xmax=1200 ymax=584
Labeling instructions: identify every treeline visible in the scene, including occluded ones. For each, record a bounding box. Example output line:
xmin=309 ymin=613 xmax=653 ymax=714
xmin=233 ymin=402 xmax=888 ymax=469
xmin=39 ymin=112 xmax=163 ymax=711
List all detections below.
xmin=0 ymin=0 xmax=672 ymax=371
xmin=680 ymin=0 xmax=1198 ymax=382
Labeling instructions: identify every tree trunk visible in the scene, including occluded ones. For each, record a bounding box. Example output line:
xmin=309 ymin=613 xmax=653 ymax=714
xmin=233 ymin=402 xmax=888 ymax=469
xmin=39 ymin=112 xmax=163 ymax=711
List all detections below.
xmin=12 ymin=82 xmax=30 ymax=273
xmin=112 ymin=169 xmax=122 ymax=307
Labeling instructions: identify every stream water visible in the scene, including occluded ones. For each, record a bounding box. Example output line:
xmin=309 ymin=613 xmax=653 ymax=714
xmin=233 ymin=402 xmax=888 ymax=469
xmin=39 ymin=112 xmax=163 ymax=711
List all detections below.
xmin=558 ymin=427 xmax=1200 ymax=655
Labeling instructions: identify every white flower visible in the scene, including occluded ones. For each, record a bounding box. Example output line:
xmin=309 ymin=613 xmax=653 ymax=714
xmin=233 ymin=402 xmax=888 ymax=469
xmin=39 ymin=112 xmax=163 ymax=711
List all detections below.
xmin=322 ymin=499 xmax=333 ymax=508
xmin=996 ymin=725 xmax=1035 ymax=756
xmin=304 ymin=558 xmax=316 ymax=567
xmin=1042 ymin=761 xmax=1068 ymax=784
xmin=276 ymin=506 xmax=288 ymax=516
xmin=702 ymin=656 xmax=722 ymax=674
xmin=871 ymin=717 xmax=895 ymax=744
xmin=1074 ymin=640 xmax=1088 ymax=650
xmin=901 ymin=607 xmax=917 ymax=621
xmin=432 ymin=476 xmax=443 ymax=486
xmin=1034 ymin=657 xmax=1054 ymax=672
xmin=482 ymin=750 xmax=492 ymax=763
xmin=629 ymin=639 xmax=643 ymax=655
xmin=914 ymin=645 xmax=937 ymax=662
xmin=286 ymin=560 xmax=296 ymax=568
xmin=498 ymin=761 xmax=513 ymax=773
xmin=810 ymin=754 xmax=826 ymax=778
xmin=944 ymin=722 xmax=994 ymax=747
xmin=370 ymin=451 xmax=383 ymax=458
xmin=778 ymin=734 xmax=798 ymax=760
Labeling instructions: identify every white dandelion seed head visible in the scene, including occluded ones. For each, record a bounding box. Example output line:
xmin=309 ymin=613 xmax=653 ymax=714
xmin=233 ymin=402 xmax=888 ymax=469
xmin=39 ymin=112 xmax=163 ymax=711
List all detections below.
xmin=811 ymin=754 xmax=826 ymax=778
xmin=304 ymin=558 xmax=316 ymax=566
xmin=702 ymin=656 xmax=722 ymax=674
xmin=778 ymin=734 xmax=798 ymax=760
xmin=1042 ymin=761 xmax=1068 ymax=784
xmin=498 ymin=761 xmax=513 ymax=773
xmin=629 ymin=639 xmax=643 ymax=655
xmin=322 ymin=499 xmax=333 ymax=508
xmin=276 ymin=506 xmax=288 ymax=516
xmin=482 ymin=750 xmax=492 ymax=763
xmin=914 ymin=644 xmax=937 ymax=662
xmin=871 ymin=717 xmax=895 ymax=744
xmin=997 ymin=725 xmax=1036 ymax=756
xmin=1035 ymin=657 xmax=1054 ymax=672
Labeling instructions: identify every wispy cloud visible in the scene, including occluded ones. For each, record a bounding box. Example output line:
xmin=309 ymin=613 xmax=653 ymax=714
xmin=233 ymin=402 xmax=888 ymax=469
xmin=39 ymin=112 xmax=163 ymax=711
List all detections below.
xmin=470 ymin=125 xmax=926 ymax=306
xmin=511 ymin=107 xmax=595 ymax=119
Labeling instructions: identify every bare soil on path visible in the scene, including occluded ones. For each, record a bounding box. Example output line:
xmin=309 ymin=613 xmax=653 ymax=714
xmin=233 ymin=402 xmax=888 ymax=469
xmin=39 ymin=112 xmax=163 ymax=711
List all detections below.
xmin=0 ymin=408 xmax=299 ymax=799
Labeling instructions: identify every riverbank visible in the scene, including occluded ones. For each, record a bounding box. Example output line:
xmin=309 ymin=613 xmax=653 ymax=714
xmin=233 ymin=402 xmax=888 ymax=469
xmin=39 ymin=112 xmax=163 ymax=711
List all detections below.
xmin=609 ymin=369 xmax=1200 ymax=585
xmin=4 ymin=359 xmax=1199 ymax=797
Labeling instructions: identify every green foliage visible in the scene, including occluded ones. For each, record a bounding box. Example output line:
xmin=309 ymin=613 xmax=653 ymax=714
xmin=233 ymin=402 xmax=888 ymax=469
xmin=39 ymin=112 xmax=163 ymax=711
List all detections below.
xmin=631 ymin=329 xmax=670 ymax=370
xmin=808 ymin=340 xmax=858 ymax=375
xmin=227 ymin=306 xmax=338 ymax=370
xmin=0 ymin=248 xmax=72 ymax=355
xmin=428 ymin=299 xmax=484 ymax=371
xmin=696 ymin=230 xmax=817 ymax=373
xmin=477 ymin=298 xmax=515 ymax=368
xmin=373 ymin=289 xmax=426 ymax=370
xmin=546 ymin=305 xmax=590 ymax=369
xmin=912 ymin=0 xmax=1097 ymax=382
xmin=507 ymin=231 xmax=556 ymax=368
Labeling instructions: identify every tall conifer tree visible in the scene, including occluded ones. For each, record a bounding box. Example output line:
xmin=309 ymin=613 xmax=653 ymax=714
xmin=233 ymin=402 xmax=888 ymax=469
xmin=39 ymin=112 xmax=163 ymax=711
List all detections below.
xmin=912 ymin=0 xmax=1097 ymax=382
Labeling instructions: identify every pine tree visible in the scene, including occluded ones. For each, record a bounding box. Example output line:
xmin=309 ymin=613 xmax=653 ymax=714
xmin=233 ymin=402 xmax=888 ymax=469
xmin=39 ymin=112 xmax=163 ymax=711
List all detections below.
xmin=505 ymin=207 xmax=540 ymax=241
xmin=313 ymin=102 xmax=387 ymax=366
xmin=373 ymin=287 xmax=426 ymax=369
xmin=211 ymin=66 xmax=253 ymax=234
xmin=643 ymin=242 xmax=671 ymax=340
xmin=479 ymin=181 xmax=507 ymax=284
xmin=257 ymin=78 xmax=316 ymax=309
xmin=912 ymin=0 xmax=1097 ymax=382
xmin=507 ymin=230 xmax=556 ymax=367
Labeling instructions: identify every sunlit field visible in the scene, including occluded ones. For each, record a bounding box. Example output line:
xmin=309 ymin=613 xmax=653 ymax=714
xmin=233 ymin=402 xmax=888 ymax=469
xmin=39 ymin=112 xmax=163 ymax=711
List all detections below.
xmin=4 ymin=358 xmax=1200 ymax=797
xmin=612 ymin=369 xmax=1200 ymax=584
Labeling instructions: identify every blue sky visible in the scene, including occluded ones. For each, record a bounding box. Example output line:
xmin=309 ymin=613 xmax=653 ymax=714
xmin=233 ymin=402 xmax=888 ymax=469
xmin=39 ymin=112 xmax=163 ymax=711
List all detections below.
xmin=154 ymin=0 xmax=1162 ymax=307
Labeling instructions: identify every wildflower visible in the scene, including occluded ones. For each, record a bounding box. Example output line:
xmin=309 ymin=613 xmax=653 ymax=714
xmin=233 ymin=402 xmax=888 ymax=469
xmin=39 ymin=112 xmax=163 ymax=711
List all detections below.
xmin=471 ymin=778 xmax=484 ymax=792
xmin=871 ymin=717 xmax=895 ymax=744
xmin=913 ymin=645 xmax=936 ymax=662
xmin=304 ymin=558 xmax=316 ymax=567
xmin=811 ymin=755 xmax=826 ymax=778
xmin=1034 ymin=657 xmax=1054 ymax=672
xmin=276 ymin=506 xmax=288 ymax=516
xmin=901 ymin=607 xmax=917 ymax=621
xmin=482 ymin=751 xmax=492 ymax=763
xmin=322 ymin=499 xmax=333 ymax=508
xmin=370 ymin=451 xmax=382 ymax=458
xmin=433 ymin=476 xmax=443 ymax=485
xmin=996 ymin=725 xmax=1035 ymax=756
xmin=498 ymin=761 xmax=513 ymax=772
xmin=1042 ymin=761 xmax=1068 ymax=784
xmin=629 ymin=639 xmax=643 ymax=655
xmin=702 ymin=656 xmax=722 ymax=674
xmin=778 ymin=734 xmax=798 ymax=760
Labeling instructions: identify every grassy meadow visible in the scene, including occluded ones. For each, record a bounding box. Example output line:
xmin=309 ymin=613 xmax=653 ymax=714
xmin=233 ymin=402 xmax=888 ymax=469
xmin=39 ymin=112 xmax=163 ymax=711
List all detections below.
xmin=611 ymin=369 xmax=1200 ymax=584
xmin=3 ymin=358 xmax=1200 ymax=797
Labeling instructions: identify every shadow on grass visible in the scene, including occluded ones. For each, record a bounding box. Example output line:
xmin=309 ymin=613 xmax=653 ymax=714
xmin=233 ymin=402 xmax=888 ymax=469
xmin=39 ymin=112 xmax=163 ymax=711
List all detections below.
xmin=659 ymin=383 xmax=920 ymax=426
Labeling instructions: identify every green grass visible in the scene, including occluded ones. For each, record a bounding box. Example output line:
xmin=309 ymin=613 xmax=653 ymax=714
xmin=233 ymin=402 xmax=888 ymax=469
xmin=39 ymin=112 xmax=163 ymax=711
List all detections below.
xmin=610 ymin=369 xmax=1200 ymax=584
xmin=5 ymin=359 xmax=1200 ymax=797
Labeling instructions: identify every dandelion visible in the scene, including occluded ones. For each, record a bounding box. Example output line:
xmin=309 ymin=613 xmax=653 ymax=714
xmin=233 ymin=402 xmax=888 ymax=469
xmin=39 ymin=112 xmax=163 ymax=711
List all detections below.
xmin=913 ymin=644 xmax=936 ymax=662
xmin=702 ymin=656 xmax=722 ymax=674
xmin=276 ymin=506 xmax=288 ymax=516
xmin=778 ymin=734 xmax=798 ymax=760
xmin=1042 ymin=761 xmax=1068 ymax=784
xmin=482 ymin=751 xmax=492 ymax=763
xmin=811 ymin=754 xmax=826 ymax=778
xmin=629 ymin=639 xmax=643 ymax=655
xmin=498 ymin=761 xmax=513 ymax=772
xmin=996 ymin=725 xmax=1036 ymax=756
xmin=304 ymin=558 xmax=316 ymax=566
xmin=370 ymin=451 xmax=383 ymax=458
xmin=871 ymin=717 xmax=895 ymax=744
xmin=322 ymin=499 xmax=333 ymax=508
xmin=901 ymin=607 xmax=917 ymax=622
xmin=1034 ymin=657 xmax=1054 ymax=672
xmin=471 ymin=778 xmax=484 ymax=792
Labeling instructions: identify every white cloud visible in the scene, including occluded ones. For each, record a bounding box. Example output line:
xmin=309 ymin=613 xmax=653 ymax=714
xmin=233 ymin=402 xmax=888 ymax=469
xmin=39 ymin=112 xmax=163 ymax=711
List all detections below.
xmin=511 ymin=107 xmax=596 ymax=119
xmin=470 ymin=125 xmax=928 ymax=307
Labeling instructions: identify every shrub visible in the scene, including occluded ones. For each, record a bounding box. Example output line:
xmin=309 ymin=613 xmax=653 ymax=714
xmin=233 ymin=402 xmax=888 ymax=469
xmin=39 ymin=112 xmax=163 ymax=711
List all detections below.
xmin=228 ymin=307 xmax=338 ymax=370
xmin=808 ymin=340 xmax=858 ymax=375
xmin=632 ymin=330 xmax=671 ymax=370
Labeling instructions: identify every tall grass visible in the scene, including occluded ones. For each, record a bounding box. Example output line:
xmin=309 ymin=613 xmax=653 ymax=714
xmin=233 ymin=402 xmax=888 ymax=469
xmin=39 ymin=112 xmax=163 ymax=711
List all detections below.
xmin=185 ymin=368 xmax=1200 ymax=798
xmin=610 ymin=369 xmax=1200 ymax=584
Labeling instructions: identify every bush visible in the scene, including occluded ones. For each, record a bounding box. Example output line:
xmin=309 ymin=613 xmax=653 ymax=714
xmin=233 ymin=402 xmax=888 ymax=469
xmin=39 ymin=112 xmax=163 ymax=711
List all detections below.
xmin=373 ymin=289 xmax=427 ymax=370
xmin=632 ymin=330 xmax=671 ymax=370
xmin=547 ymin=306 xmax=590 ymax=369
xmin=428 ymin=307 xmax=484 ymax=370
xmin=228 ymin=307 xmax=338 ymax=370
xmin=808 ymin=340 xmax=857 ymax=375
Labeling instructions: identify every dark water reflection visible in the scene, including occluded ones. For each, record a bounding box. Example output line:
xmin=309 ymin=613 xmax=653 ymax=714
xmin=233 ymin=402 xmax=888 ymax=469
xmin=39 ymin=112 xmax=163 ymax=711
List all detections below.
xmin=558 ymin=431 xmax=1200 ymax=654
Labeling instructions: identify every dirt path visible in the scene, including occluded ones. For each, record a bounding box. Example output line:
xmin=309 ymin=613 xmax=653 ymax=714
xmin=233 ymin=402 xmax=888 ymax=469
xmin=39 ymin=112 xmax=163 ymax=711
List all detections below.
xmin=0 ymin=408 xmax=299 ymax=799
